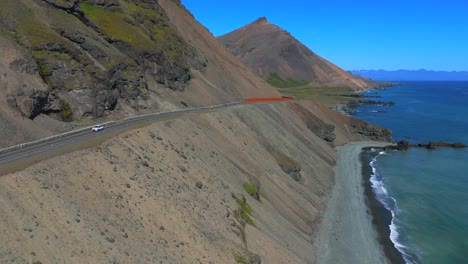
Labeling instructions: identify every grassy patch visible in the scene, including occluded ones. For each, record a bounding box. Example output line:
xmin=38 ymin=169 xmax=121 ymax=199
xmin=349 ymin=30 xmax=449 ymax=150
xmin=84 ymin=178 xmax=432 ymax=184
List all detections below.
xmin=267 ymin=72 xmax=309 ymax=88
xmin=127 ymin=2 xmax=161 ymax=18
xmin=231 ymin=194 xmax=256 ymax=248
xmin=239 ymin=211 xmax=254 ymax=226
xmin=14 ymin=16 xmax=63 ymax=46
xmin=233 ymin=194 xmax=255 ymax=226
xmin=80 ymin=1 xmax=192 ymax=66
xmin=33 ymin=50 xmax=68 ymax=61
xmin=17 ymin=21 xmax=58 ymax=46
xmin=278 ymin=86 xmax=360 ymax=106
xmin=79 ymin=2 xmax=154 ymax=50
xmin=234 ymin=255 xmax=248 ymax=264
xmin=236 ymin=195 xmax=253 ymax=216
xmin=0 ymin=0 xmax=64 ymax=47
xmin=243 ymin=182 xmax=261 ymax=202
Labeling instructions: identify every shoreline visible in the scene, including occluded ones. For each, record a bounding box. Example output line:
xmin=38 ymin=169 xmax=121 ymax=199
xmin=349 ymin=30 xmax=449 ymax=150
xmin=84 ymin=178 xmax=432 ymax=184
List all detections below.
xmin=316 ymin=141 xmax=392 ymax=264
xmin=330 ymin=83 xmax=397 ymax=115
xmin=360 ymin=148 xmax=407 ymax=264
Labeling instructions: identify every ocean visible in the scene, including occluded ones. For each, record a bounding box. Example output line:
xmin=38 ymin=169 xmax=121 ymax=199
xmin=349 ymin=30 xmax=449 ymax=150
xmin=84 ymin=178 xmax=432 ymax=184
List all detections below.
xmin=353 ymin=82 xmax=468 ymax=264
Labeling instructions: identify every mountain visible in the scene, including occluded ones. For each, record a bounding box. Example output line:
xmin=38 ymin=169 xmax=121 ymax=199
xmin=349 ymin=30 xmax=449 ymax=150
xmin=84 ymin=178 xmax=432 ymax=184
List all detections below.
xmin=0 ymin=0 xmax=278 ymax=147
xmin=0 ymin=1 xmax=392 ymax=263
xmin=218 ymin=17 xmax=372 ymax=89
xmin=351 ymin=69 xmax=468 ymax=81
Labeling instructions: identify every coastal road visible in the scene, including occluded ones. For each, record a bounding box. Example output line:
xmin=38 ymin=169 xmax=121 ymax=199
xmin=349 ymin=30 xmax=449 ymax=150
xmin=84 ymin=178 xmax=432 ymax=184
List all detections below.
xmin=0 ymin=98 xmax=293 ymax=173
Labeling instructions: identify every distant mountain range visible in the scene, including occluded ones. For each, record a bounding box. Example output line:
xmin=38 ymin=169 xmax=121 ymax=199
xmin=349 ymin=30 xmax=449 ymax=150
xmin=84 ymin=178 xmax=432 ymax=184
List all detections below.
xmin=351 ymin=69 xmax=468 ymax=81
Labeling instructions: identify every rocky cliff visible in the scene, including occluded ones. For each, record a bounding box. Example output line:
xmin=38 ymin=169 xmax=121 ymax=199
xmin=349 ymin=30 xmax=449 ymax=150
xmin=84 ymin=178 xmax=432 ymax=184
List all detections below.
xmin=218 ymin=17 xmax=373 ymax=89
xmin=1 ymin=0 xmax=207 ymax=119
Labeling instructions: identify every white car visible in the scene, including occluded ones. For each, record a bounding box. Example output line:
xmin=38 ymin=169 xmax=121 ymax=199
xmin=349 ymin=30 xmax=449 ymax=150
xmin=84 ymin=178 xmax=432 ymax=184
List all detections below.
xmin=91 ymin=125 xmax=104 ymax=132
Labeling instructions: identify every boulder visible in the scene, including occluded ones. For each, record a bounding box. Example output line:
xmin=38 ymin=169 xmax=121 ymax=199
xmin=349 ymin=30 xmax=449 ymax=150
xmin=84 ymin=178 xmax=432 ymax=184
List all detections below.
xmin=396 ymin=140 xmax=411 ymax=151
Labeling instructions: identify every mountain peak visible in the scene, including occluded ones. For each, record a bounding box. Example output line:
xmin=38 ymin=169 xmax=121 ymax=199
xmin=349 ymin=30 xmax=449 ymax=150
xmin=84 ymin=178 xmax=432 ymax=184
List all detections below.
xmin=218 ymin=19 xmax=372 ymax=89
xmin=253 ymin=16 xmax=268 ymax=24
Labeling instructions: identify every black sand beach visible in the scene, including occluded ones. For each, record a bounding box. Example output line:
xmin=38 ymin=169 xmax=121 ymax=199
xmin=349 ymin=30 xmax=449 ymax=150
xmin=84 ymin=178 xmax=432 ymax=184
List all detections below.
xmin=361 ymin=148 xmax=406 ymax=264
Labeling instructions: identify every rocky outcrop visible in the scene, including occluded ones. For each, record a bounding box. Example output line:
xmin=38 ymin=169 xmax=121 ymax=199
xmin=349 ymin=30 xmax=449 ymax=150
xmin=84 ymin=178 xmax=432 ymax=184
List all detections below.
xmin=267 ymin=145 xmax=303 ymax=183
xmin=282 ymin=166 xmax=302 ymax=183
xmin=15 ymin=91 xmax=63 ymax=119
xmin=347 ymin=99 xmax=395 ymax=109
xmin=349 ymin=120 xmax=393 ymax=142
xmin=288 ymin=103 xmax=336 ymax=143
xmin=384 ymin=140 xmax=467 ymax=151
xmin=0 ymin=0 xmax=206 ymax=121
xmin=330 ymin=97 xmax=395 ymax=115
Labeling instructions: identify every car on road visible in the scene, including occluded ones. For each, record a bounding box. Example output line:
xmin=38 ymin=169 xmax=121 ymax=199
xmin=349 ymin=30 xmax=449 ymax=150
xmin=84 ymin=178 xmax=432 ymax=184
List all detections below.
xmin=91 ymin=125 xmax=104 ymax=132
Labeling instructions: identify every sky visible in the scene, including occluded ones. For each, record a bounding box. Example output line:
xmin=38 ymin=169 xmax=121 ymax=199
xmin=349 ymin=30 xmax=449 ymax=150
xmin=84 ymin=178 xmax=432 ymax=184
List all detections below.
xmin=181 ymin=0 xmax=468 ymax=71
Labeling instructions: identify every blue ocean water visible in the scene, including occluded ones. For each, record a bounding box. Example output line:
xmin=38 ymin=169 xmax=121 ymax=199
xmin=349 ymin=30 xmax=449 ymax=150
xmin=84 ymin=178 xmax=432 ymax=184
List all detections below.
xmin=354 ymin=82 xmax=468 ymax=264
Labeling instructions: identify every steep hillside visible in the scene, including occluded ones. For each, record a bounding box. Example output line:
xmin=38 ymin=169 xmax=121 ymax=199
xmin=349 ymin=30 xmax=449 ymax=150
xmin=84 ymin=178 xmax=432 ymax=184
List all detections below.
xmin=0 ymin=0 xmax=278 ymax=147
xmin=218 ymin=17 xmax=372 ymax=89
xmin=0 ymin=100 xmax=391 ymax=263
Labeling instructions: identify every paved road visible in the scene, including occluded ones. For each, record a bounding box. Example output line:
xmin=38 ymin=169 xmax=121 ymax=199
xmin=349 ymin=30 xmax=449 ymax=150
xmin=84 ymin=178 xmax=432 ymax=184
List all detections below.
xmin=0 ymin=100 xmax=270 ymax=167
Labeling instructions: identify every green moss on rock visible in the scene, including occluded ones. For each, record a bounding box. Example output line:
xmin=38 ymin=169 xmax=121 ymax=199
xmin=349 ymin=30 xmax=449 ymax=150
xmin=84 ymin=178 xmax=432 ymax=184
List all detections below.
xmin=60 ymin=99 xmax=73 ymax=121
xmin=33 ymin=51 xmax=53 ymax=87
xmin=32 ymin=50 xmax=96 ymax=91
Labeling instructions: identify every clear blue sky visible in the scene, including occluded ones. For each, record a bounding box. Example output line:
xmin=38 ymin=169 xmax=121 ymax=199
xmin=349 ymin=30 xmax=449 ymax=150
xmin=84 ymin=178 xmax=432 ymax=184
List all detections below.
xmin=181 ymin=0 xmax=468 ymax=71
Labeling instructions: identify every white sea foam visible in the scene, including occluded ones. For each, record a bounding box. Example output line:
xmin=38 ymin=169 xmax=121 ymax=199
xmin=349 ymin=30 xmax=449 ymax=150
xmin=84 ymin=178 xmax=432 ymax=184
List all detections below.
xmin=389 ymin=213 xmax=418 ymax=264
xmin=369 ymin=157 xmax=390 ymax=207
xmin=369 ymin=153 xmax=417 ymax=264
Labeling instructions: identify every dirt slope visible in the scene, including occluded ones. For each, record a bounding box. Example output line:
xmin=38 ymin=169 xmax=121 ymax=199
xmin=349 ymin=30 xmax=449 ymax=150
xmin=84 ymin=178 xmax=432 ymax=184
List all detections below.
xmin=218 ymin=17 xmax=372 ymax=89
xmin=0 ymin=101 xmax=390 ymax=263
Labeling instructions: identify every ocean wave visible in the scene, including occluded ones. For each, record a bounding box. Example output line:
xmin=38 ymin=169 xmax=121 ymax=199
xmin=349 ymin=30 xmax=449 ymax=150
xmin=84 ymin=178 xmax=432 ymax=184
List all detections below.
xmin=369 ymin=155 xmax=418 ymax=264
